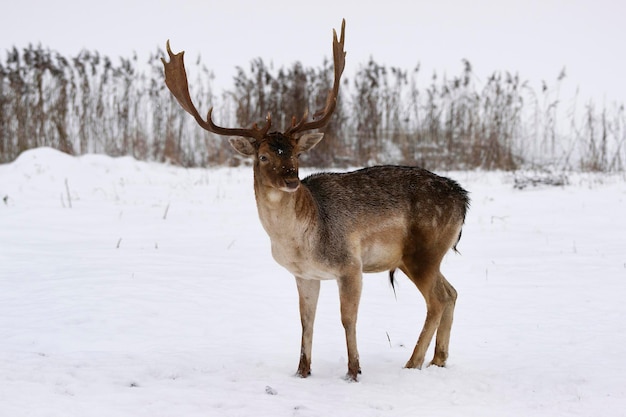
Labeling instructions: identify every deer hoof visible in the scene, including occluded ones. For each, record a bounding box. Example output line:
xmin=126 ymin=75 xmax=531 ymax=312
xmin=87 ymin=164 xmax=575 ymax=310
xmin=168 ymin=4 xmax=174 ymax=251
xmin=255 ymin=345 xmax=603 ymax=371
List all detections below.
xmin=404 ymin=359 xmax=424 ymax=370
xmin=344 ymin=367 xmax=361 ymax=382
xmin=429 ymin=359 xmax=447 ymax=368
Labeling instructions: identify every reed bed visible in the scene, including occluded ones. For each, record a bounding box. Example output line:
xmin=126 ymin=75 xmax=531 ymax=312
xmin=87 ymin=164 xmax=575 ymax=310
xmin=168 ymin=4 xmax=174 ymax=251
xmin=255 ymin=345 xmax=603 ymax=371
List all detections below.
xmin=1 ymin=45 xmax=624 ymax=171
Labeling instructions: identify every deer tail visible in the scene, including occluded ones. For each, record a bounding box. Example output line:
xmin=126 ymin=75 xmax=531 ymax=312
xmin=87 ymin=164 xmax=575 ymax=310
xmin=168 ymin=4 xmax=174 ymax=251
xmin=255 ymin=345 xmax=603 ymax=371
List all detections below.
xmin=389 ymin=269 xmax=398 ymax=300
xmin=452 ymin=228 xmax=463 ymax=254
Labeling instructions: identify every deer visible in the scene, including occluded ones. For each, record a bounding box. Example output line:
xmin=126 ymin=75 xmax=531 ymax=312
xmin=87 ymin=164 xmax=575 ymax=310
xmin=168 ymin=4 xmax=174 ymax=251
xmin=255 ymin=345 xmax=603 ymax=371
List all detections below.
xmin=161 ymin=19 xmax=469 ymax=382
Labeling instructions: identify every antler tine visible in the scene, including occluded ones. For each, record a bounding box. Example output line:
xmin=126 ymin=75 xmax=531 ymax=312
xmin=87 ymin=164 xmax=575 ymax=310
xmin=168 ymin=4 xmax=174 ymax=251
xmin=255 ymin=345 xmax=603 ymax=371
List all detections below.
xmin=288 ymin=109 xmax=309 ymax=132
xmin=285 ymin=19 xmax=346 ymax=137
xmin=162 ymin=41 xmax=270 ymax=142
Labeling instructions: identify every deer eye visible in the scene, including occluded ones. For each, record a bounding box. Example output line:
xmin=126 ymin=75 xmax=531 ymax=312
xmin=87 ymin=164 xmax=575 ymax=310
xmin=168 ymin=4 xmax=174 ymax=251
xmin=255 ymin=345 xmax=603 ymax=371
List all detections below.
xmin=258 ymin=155 xmax=269 ymax=163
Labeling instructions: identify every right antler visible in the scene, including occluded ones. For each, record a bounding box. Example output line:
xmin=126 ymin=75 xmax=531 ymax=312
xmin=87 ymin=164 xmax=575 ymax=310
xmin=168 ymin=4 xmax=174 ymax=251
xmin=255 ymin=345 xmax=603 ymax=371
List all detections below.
xmin=284 ymin=19 xmax=346 ymax=136
xmin=161 ymin=41 xmax=271 ymax=142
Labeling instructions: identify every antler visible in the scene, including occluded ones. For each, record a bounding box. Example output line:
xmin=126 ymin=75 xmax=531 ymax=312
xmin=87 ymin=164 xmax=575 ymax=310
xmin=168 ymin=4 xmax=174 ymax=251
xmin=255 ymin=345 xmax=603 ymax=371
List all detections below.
xmin=284 ymin=19 xmax=347 ymax=137
xmin=161 ymin=40 xmax=271 ymax=142
xmin=162 ymin=19 xmax=346 ymax=141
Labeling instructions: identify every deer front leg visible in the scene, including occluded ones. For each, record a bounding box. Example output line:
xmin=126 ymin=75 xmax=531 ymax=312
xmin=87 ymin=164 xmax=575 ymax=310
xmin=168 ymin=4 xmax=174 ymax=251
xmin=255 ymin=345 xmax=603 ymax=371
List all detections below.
xmin=337 ymin=273 xmax=363 ymax=381
xmin=295 ymin=277 xmax=320 ymax=378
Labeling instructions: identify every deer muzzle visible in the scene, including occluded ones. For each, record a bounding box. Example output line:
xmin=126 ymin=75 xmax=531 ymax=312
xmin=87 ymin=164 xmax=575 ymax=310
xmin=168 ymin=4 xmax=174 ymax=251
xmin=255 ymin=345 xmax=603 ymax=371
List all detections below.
xmin=282 ymin=178 xmax=301 ymax=192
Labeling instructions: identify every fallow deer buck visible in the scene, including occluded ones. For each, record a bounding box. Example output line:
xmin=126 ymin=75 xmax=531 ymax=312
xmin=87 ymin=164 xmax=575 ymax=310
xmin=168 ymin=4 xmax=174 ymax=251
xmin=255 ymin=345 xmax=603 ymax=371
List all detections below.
xmin=162 ymin=19 xmax=469 ymax=381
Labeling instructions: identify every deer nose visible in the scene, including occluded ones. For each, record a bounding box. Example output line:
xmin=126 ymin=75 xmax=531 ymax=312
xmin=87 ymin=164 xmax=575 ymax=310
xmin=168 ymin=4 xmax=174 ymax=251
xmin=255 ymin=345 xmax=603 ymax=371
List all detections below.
xmin=284 ymin=178 xmax=300 ymax=191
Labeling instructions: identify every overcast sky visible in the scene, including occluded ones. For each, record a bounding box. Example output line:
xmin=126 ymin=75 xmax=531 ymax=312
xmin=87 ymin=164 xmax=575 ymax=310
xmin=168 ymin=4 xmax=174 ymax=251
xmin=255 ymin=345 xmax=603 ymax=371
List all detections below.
xmin=2 ymin=0 xmax=625 ymax=104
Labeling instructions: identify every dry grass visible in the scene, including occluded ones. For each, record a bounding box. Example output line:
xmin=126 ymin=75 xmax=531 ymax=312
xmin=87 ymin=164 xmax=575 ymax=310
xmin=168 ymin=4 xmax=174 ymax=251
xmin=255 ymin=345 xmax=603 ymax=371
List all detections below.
xmin=1 ymin=45 xmax=624 ymax=172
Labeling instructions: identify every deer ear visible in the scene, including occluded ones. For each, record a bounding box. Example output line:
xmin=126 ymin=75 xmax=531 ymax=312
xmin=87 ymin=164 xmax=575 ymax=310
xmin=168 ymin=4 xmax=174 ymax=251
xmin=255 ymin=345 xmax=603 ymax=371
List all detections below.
xmin=298 ymin=133 xmax=324 ymax=153
xmin=229 ymin=137 xmax=256 ymax=157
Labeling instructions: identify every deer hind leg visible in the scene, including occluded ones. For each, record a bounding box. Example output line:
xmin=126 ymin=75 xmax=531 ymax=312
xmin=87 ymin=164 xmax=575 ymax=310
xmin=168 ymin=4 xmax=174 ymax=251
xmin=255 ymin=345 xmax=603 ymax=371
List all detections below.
xmin=295 ymin=277 xmax=321 ymax=378
xmin=401 ymin=261 xmax=457 ymax=370
xmin=337 ymin=272 xmax=363 ymax=381
xmin=430 ymin=274 xmax=457 ymax=367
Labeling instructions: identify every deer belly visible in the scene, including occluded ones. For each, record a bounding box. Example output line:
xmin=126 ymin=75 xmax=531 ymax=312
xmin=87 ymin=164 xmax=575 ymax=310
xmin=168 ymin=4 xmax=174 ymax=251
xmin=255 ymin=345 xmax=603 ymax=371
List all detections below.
xmin=271 ymin=241 xmax=338 ymax=280
xmin=359 ymin=230 xmax=403 ymax=272
xmin=360 ymin=239 xmax=404 ymax=273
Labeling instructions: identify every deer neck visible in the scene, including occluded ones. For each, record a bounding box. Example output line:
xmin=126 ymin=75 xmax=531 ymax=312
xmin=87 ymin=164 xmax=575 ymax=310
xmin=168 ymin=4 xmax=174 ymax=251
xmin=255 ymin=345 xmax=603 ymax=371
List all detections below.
xmin=252 ymin=176 xmax=317 ymax=241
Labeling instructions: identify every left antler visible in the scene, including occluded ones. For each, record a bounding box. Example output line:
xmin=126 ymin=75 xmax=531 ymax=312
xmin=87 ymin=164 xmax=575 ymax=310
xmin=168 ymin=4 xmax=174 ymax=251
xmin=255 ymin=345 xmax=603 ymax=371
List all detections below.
xmin=161 ymin=41 xmax=271 ymax=142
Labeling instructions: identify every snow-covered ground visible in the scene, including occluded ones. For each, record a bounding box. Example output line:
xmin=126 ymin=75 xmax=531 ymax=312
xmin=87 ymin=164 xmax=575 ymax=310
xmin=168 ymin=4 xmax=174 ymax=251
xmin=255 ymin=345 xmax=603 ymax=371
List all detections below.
xmin=1 ymin=148 xmax=625 ymax=416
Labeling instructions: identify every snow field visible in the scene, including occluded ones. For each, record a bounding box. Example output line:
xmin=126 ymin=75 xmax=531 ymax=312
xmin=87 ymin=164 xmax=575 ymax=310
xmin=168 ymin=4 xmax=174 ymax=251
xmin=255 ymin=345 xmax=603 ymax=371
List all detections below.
xmin=1 ymin=148 xmax=625 ymax=416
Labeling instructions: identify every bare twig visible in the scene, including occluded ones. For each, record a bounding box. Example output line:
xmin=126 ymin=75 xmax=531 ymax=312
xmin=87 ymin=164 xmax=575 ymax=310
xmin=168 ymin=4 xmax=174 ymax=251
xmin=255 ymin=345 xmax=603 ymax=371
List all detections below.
xmin=64 ymin=178 xmax=72 ymax=208
xmin=163 ymin=203 xmax=170 ymax=220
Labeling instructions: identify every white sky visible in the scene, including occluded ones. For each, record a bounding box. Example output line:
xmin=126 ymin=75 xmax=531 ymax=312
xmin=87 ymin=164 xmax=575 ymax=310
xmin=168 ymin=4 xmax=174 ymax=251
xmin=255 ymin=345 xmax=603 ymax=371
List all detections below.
xmin=2 ymin=0 xmax=625 ymax=104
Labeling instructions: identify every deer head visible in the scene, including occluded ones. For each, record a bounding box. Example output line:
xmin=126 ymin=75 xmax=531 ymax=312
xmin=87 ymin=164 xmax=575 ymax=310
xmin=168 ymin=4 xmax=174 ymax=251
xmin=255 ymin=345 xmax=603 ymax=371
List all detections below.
xmin=161 ymin=20 xmax=346 ymax=192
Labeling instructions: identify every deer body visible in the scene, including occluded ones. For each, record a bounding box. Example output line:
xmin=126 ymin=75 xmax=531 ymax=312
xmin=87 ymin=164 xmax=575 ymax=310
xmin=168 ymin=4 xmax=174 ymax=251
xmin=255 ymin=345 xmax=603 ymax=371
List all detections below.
xmin=259 ymin=166 xmax=466 ymax=279
xmin=162 ymin=20 xmax=469 ymax=381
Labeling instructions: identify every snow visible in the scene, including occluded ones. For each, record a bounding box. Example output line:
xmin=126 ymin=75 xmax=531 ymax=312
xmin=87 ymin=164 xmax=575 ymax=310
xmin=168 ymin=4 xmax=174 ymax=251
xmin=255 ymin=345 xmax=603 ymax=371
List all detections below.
xmin=1 ymin=148 xmax=625 ymax=416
